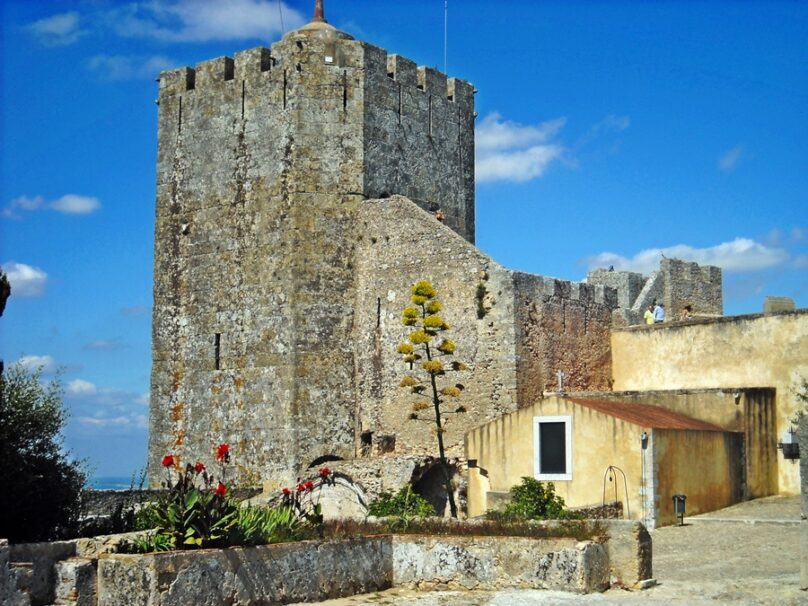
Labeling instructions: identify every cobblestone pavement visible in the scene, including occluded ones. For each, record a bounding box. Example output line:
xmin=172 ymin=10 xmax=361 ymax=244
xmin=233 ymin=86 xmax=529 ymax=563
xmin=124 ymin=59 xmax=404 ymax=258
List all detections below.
xmin=298 ymin=497 xmax=805 ymax=605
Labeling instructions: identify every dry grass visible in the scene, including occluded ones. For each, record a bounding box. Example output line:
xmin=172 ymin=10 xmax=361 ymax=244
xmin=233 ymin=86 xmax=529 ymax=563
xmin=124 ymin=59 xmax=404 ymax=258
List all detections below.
xmin=320 ymin=517 xmax=605 ymax=542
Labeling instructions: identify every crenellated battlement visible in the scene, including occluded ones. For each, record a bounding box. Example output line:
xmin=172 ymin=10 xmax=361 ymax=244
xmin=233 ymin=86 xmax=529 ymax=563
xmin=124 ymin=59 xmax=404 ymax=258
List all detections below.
xmin=159 ymin=39 xmax=473 ymax=114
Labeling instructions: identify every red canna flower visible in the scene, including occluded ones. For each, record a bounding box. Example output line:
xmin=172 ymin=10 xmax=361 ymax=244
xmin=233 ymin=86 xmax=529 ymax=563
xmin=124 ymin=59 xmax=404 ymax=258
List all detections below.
xmin=319 ymin=467 xmax=330 ymax=477
xmin=214 ymin=482 xmax=227 ymax=497
xmin=162 ymin=455 xmax=175 ymax=468
xmin=296 ymin=484 xmax=305 ymax=492
xmin=282 ymin=487 xmax=291 ymax=496
xmin=194 ymin=462 xmax=205 ymax=473
xmin=215 ymin=443 xmax=229 ymax=461
xmin=304 ymin=480 xmax=314 ymax=491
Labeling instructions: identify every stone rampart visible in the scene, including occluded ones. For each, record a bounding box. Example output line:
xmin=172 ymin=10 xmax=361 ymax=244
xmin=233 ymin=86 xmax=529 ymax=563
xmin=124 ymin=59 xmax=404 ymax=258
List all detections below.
xmin=150 ymin=24 xmax=474 ymax=488
xmin=353 ymin=196 xmax=616 ymax=463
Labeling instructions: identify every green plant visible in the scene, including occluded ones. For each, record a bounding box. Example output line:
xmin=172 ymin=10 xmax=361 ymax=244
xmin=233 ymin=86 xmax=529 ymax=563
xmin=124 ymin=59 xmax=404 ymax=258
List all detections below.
xmin=368 ymin=485 xmax=436 ymax=519
xmin=396 ymin=281 xmax=467 ymax=518
xmin=0 ymin=363 xmax=87 ymax=542
xmin=499 ymin=477 xmax=579 ymax=520
xmin=233 ymin=505 xmax=307 ymax=546
xmin=150 ymin=445 xmax=239 ymax=549
xmin=129 ymin=531 xmax=175 ymax=553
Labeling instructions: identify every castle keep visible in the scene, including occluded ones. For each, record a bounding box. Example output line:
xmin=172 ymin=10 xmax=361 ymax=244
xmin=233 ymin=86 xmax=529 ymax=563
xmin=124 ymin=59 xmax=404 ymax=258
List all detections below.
xmin=149 ymin=9 xmax=477 ymax=485
xmin=150 ymin=5 xmax=805 ymax=510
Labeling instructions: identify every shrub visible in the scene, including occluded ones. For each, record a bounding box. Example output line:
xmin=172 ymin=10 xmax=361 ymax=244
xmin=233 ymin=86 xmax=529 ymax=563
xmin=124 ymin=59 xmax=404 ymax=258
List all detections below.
xmin=0 ymin=364 xmax=86 ymax=542
xmin=497 ymin=477 xmax=579 ymax=521
xmin=368 ymin=485 xmax=435 ymax=519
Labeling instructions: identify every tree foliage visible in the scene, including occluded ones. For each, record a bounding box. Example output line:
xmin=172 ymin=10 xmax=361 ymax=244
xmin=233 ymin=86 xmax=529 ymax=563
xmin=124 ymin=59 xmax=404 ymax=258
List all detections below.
xmin=0 ymin=363 xmax=86 ymax=542
xmin=396 ymin=280 xmax=466 ymax=518
xmin=0 ymin=268 xmax=9 ymax=317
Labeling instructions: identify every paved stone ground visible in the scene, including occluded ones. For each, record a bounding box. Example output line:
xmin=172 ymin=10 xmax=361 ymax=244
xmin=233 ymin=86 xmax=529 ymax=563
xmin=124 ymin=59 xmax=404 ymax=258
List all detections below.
xmin=298 ymin=496 xmax=806 ymax=605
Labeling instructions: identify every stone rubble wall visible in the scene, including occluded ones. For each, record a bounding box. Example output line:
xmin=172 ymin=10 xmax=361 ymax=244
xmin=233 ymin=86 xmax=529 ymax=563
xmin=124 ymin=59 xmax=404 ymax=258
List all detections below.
xmin=588 ymin=258 xmax=722 ymax=326
xmin=797 ymin=414 xmax=807 ymax=590
xmin=391 ymin=535 xmax=608 ymax=592
xmin=96 ymin=535 xmax=613 ymax=605
xmin=354 ymin=196 xmax=616 ymax=463
xmin=150 ymin=29 xmax=474 ymax=489
xmin=4 ymin=520 xmax=650 ymax=604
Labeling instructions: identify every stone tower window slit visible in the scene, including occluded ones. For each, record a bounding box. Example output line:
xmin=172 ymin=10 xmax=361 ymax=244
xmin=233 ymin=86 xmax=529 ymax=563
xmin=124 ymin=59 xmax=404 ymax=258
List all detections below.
xmin=214 ymin=333 xmax=221 ymax=370
xmin=428 ymin=95 xmax=433 ymax=137
xmin=376 ymin=297 xmax=381 ymax=327
xmin=283 ymin=70 xmax=288 ymax=109
xmin=397 ymin=84 xmax=402 ymax=124
xmin=178 ymin=97 xmax=182 ymax=132
xmin=241 ymin=80 xmax=246 ymax=119
xmin=342 ymin=70 xmax=348 ymax=111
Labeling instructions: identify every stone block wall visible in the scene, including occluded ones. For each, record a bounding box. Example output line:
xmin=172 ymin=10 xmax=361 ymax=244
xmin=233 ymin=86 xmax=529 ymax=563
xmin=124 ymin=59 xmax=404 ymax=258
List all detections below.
xmin=353 ymin=197 xmax=616 ymax=463
xmin=588 ymin=257 xmax=722 ymax=325
xmin=149 ymin=24 xmax=474 ymax=486
xmin=513 ymin=274 xmax=615 ymax=396
xmin=660 ymin=258 xmax=722 ymax=320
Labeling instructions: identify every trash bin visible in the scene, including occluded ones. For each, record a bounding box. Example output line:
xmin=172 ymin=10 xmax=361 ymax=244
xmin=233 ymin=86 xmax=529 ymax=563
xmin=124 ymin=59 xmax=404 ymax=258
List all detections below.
xmin=672 ymin=494 xmax=686 ymax=526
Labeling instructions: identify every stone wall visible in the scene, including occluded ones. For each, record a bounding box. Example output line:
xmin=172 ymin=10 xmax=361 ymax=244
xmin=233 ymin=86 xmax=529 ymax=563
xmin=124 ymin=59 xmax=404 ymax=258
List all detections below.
xmin=149 ymin=22 xmax=474 ymax=487
xmin=391 ymin=535 xmax=608 ymax=592
xmin=611 ymin=310 xmax=808 ymax=494
xmin=588 ymin=258 xmax=722 ymax=325
xmin=96 ymin=535 xmax=613 ymax=604
xmin=4 ymin=521 xmax=651 ymax=603
xmin=797 ymin=414 xmax=807 ymax=590
xmin=353 ymin=197 xmax=616 ymax=464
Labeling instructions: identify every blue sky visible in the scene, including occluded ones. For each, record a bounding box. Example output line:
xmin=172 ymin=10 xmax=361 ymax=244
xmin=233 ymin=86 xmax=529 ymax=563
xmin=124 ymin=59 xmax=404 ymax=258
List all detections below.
xmin=2 ymin=0 xmax=806 ymax=479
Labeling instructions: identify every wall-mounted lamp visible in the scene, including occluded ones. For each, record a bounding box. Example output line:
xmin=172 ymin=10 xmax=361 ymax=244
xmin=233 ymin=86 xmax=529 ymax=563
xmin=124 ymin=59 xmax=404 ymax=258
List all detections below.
xmin=672 ymin=494 xmax=686 ymax=526
xmin=640 ymin=431 xmax=648 ymax=450
xmin=778 ymin=427 xmax=800 ymax=460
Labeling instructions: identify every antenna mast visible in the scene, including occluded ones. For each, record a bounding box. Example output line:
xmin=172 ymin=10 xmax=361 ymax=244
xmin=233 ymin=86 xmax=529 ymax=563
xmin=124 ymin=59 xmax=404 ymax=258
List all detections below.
xmin=444 ymin=0 xmax=448 ymax=73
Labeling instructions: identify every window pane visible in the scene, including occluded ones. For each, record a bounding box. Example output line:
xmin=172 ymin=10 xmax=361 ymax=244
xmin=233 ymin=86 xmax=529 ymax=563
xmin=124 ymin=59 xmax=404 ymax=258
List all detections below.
xmin=539 ymin=422 xmax=566 ymax=474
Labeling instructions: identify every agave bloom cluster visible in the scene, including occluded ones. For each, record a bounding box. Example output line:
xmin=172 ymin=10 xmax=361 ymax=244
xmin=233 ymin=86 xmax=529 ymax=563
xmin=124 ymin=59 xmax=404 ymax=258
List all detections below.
xmin=395 ymin=280 xmax=465 ymax=518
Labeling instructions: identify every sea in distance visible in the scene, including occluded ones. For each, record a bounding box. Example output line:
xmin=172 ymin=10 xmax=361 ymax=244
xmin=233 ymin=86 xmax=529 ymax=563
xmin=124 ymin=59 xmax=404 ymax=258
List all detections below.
xmin=88 ymin=476 xmax=149 ymax=490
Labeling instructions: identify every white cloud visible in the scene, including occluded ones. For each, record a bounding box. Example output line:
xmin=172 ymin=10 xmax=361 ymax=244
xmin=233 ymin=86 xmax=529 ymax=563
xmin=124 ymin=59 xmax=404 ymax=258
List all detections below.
xmin=76 ymin=415 xmax=147 ymax=429
xmin=596 ymin=114 xmax=630 ymax=132
xmin=27 ymin=12 xmax=85 ymax=46
xmin=719 ymin=144 xmax=744 ymax=172
xmin=16 ymin=355 xmax=58 ymax=374
xmin=111 ymin=0 xmax=305 ymax=43
xmin=87 ymin=54 xmax=176 ymax=81
xmin=2 ymin=196 xmax=44 ymax=218
xmin=3 ymin=194 xmax=100 ymax=218
xmin=121 ymin=305 xmax=148 ymax=316
xmin=83 ymin=338 xmax=127 ymax=351
xmin=476 ymin=113 xmax=566 ymax=183
xmin=48 ymin=194 xmax=101 ymax=215
xmin=583 ymin=237 xmax=790 ymax=275
xmin=67 ymin=379 xmax=98 ymax=396
xmin=135 ymin=392 xmax=150 ymax=406
xmin=791 ymin=227 xmax=805 ymax=242
xmin=2 ymin=261 xmax=48 ymax=297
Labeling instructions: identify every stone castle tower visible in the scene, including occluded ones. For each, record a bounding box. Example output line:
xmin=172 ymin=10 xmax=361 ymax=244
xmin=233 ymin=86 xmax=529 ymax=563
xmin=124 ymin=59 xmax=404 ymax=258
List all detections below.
xmin=148 ymin=4 xmax=476 ymax=484
xmin=148 ymin=3 xmax=725 ymax=495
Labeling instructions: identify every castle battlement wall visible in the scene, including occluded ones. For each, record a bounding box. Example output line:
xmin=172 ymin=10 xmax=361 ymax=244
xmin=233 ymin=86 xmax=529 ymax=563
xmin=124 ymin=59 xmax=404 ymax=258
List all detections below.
xmin=149 ymin=24 xmax=476 ymax=486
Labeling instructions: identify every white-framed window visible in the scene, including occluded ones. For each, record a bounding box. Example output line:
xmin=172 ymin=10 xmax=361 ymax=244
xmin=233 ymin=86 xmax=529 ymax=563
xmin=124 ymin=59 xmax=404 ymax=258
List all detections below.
xmin=533 ymin=415 xmax=572 ymax=481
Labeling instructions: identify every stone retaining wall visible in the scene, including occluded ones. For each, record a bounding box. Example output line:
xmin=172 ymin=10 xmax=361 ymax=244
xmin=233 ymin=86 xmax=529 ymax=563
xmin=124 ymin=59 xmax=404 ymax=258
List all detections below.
xmin=97 ymin=535 xmax=609 ymax=604
xmin=4 ymin=522 xmax=651 ymax=605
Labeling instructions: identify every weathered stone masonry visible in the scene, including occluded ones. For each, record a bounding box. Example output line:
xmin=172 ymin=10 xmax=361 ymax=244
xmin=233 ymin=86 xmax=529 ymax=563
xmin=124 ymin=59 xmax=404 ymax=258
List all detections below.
xmin=149 ymin=18 xmax=616 ymax=489
xmin=149 ymin=21 xmax=475 ymax=486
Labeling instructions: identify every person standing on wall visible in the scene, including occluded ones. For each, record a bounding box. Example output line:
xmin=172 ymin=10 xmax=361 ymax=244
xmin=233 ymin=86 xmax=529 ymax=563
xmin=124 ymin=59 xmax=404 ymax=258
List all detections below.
xmin=653 ymin=303 xmax=665 ymax=323
xmin=644 ymin=305 xmax=655 ymax=325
